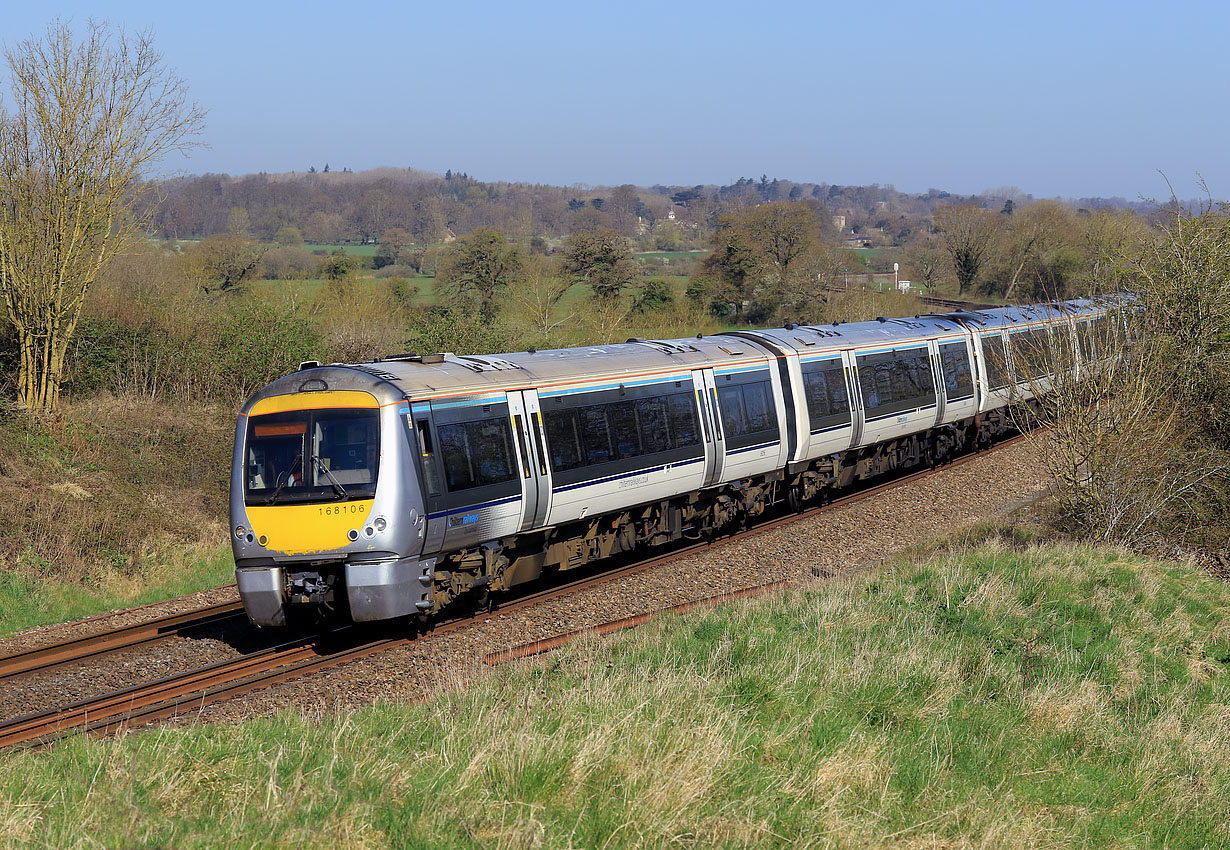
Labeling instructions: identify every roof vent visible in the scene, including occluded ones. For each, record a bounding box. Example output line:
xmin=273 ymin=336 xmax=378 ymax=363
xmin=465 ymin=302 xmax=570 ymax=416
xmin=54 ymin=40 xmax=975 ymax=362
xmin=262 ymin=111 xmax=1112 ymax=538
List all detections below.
xmin=299 ymin=360 xmax=322 ymax=370
xmin=627 ymin=338 xmax=698 ymax=355
xmin=458 ymin=355 xmax=523 ymax=371
xmin=876 ymin=317 xmax=888 ymax=323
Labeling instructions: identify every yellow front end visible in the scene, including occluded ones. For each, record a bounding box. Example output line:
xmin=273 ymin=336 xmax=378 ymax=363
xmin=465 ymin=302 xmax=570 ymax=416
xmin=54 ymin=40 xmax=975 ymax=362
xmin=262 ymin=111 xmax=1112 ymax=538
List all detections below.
xmin=245 ymin=500 xmax=376 ymax=556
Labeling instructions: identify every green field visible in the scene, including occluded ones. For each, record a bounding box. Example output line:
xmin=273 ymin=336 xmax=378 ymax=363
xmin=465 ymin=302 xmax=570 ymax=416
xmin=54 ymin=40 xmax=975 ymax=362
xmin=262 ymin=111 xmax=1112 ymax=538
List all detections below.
xmin=3 ymin=534 xmax=1227 ymax=848
xmin=302 ymin=243 xmax=381 ymax=257
xmin=635 ymin=250 xmax=705 ymax=262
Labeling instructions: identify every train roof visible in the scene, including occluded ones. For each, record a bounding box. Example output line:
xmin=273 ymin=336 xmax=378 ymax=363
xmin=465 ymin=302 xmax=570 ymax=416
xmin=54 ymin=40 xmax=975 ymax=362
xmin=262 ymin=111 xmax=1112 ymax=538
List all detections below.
xmin=936 ymin=295 xmax=1123 ymax=332
xmin=734 ymin=312 xmax=967 ymax=355
xmin=238 ymin=295 xmax=1132 ymax=413
xmin=242 ymin=333 xmax=781 ymax=412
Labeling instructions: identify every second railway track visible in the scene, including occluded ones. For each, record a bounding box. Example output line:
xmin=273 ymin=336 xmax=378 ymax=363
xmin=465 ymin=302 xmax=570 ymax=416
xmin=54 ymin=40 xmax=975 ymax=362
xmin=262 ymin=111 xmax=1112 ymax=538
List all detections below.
xmin=1 ymin=432 xmax=1032 ymax=750
xmin=0 ymin=600 xmax=246 ymax=683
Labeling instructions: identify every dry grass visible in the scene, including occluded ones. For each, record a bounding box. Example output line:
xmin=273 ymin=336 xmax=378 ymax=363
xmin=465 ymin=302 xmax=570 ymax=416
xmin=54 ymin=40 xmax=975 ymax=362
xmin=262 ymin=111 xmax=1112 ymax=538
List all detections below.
xmin=2 ymin=538 xmax=1228 ymax=848
xmin=0 ymin=396 xmax=235 ymax=634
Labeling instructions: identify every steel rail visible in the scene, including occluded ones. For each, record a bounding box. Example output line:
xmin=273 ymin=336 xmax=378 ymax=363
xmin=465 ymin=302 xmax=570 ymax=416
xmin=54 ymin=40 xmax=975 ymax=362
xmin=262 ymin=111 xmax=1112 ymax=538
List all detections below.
xmin=2 ymin=431 xmax=1032 ymax=749
xmin=0 ymin=601 xmax=246 ymax=683
xmin=483 ymin=580 xmax=792 ymax=666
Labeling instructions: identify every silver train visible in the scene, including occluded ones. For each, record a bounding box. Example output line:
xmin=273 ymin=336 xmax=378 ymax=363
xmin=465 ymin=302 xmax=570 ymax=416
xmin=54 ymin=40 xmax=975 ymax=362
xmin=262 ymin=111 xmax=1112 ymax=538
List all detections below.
xmin=231 ymin=297 xmax=1116 ymax=626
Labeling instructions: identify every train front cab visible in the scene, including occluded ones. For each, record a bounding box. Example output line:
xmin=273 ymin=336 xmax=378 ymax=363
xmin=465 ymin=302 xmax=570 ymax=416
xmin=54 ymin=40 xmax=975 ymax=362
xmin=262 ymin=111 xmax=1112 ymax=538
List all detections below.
xmin=232 ymin=386 xmax=431 ymax=626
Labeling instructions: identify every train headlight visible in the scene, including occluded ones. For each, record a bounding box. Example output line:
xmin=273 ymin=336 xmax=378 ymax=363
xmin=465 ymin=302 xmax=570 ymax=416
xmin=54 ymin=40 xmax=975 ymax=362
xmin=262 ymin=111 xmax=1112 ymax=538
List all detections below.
xmin=234 ymin=526 xmax=246 ymax=541
xmin=347 ymin=529 xmax=359 ymax=541
xmin=373 ymin=516 xmax=387 ymax=533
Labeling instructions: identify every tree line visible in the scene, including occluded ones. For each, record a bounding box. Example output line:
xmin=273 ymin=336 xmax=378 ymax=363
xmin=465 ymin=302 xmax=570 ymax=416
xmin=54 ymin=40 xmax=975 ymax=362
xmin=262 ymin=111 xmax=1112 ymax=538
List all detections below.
xmin=0 ymin=19 xmax=1182 ymax=422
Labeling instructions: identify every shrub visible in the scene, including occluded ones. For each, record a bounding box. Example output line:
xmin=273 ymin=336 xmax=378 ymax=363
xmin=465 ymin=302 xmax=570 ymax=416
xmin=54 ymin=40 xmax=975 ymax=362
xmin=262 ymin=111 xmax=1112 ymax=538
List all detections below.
xmin=213 ymin=302 xmax=322 ymax=399
xmin=406 ymin=307 xmax=519 ymax=356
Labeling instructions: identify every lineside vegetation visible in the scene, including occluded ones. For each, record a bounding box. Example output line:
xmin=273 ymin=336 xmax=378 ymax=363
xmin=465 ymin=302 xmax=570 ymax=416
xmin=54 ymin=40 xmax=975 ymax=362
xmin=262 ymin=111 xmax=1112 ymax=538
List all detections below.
xmin=2 ymin=535 xmax=1227 ymax=848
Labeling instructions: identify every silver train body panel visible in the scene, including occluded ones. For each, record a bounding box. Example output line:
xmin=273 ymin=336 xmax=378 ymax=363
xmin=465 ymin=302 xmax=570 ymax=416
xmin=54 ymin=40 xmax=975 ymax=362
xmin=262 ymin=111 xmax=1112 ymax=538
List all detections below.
xmin=231 ymin=297 xmax=1122 ymax=626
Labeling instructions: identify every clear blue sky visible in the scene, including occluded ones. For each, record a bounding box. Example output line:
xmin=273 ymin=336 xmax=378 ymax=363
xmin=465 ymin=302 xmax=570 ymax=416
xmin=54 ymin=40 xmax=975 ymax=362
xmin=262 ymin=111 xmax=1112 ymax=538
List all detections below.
xmin=6 ymin=1 xmax=1227 ymax=200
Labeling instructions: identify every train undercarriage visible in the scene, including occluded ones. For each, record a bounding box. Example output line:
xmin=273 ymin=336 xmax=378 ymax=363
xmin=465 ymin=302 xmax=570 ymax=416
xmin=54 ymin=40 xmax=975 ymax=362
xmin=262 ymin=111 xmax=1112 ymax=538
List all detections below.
xmin=424 ymin=406 xmax=1017 ymax=615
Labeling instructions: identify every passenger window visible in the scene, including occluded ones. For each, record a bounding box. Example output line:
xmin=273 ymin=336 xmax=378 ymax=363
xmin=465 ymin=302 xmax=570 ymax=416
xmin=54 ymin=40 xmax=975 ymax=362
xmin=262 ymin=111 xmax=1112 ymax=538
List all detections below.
xmin=607 ymin=400 xmax=642 ymax=460
xmin=579 ymin=406 xmax=612 ymax=465
xmin=982 ymin=335 xmax=1009 ymax=389
xmin=802 ymin=360 xmax=851 ymax=431
xmin=857 ymin=348 xmax=935 ymax=416
xmin=544 ymin=408 xmax=584 ymax=472
xmin=717 ymin=385 xmax=748 ymax=436
xmin=938 ymin=343 xmax=973 ymax=398
xmin=666 ymin=393 xmax=699 ymax=448
xmin=437 ymin=417 xmax=517 ymax=492
xmin=827 ymin=372 xmax=849 ymax=414
xmin=635 ymin=397 xmax=670 ymax=454
xmin=803 ymin=369 xmax=830 ymax=417
xmin=716 ymin=379 xmax=778 ymax=440
xmin=542 ymin=388 xmax=703 ymax=473
xmin=1014 ymin=328 xmax=1050 ymax=380
xmin=743 ymin=382 xmax=774 ymax=431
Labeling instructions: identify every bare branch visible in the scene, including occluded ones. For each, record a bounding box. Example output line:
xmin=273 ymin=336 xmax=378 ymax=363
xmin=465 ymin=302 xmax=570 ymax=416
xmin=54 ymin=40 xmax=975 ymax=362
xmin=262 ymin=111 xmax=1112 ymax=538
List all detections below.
xmin=0 ymin=19 xmax=205 ymax=412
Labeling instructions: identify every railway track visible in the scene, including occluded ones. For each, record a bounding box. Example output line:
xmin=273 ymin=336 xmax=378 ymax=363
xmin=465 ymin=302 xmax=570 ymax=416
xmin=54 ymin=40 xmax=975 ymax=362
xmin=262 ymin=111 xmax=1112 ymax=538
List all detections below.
xmin=1 ymin=431 xmax=1030 ymax=750
xmin=0 ymin=600 xmax=246 ymax=682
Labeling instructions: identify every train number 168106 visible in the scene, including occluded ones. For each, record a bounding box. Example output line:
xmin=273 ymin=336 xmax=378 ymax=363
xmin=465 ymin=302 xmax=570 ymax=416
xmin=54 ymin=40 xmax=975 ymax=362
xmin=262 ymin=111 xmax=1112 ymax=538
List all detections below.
xmin=318 ymin=504 xmax=366 ymax=516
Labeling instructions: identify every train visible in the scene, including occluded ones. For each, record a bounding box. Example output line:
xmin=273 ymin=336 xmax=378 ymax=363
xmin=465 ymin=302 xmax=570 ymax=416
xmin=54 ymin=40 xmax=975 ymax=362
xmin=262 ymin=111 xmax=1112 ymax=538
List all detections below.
xmin=231 ymin=296 xmax=1119 ymax=627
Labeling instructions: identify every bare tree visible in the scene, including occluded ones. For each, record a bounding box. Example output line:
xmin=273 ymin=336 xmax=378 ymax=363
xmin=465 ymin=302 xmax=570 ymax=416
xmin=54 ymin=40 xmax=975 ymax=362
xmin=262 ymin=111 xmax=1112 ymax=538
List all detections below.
xmin=1015 ymin=313 xmax=1226 ymax=545
xmin=181 ymin=233 xmax=266 ymax=294
xmin=507 ymin=256 xmax=575 ymax=343
xmin=934 ymin=203 xmax=999 ymax=295
xmin=0 ymin=20 xmax=204 ymax=412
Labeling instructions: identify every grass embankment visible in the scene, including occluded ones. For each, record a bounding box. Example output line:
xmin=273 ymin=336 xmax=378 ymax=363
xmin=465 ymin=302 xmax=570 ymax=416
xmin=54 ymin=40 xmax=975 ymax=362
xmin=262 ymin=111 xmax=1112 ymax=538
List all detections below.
xmin=3 ymin=536 xmax=1227 ymax=848
xmin=0 ymin=398 xmax=234 ymax=637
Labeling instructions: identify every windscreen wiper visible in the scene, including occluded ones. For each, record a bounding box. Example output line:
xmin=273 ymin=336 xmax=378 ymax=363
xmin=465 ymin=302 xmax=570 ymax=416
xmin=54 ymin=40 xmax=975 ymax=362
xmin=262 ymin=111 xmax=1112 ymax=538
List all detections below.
xmin=266 ymin=453 xmax=303 ymax=505
xmin=312 ymin=455 xmax=349 ymax=499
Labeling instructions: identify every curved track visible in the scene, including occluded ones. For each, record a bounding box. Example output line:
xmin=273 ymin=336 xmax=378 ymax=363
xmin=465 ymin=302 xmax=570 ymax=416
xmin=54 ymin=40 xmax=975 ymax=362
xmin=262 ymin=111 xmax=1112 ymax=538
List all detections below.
xmin=1 ymin=432 xmax=1030 ymax=749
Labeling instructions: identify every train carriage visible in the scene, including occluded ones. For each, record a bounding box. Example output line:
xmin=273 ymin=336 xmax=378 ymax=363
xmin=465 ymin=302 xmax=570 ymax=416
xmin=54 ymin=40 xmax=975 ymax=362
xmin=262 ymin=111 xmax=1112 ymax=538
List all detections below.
xmin=231 ymin=296 xmax=1125 ymax=628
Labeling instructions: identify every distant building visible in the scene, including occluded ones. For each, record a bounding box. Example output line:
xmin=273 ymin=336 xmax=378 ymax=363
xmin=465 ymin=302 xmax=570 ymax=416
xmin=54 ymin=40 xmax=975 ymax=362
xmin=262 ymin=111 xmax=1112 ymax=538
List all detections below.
xmin=832 ymin=214 xmax=846 ymax=231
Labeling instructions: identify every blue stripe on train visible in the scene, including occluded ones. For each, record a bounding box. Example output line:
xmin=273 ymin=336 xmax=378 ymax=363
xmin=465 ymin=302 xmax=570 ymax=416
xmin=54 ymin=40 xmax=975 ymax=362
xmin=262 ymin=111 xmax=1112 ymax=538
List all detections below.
xmin=426 ymin=494 xmax=522 ymax=520
xmin=863 ymin=405 xmax=936 ymax=424
xmin=552 ymin=456 xmax=705 ymax=494
xmin=725 ymin=440 xmax=780 ymax=456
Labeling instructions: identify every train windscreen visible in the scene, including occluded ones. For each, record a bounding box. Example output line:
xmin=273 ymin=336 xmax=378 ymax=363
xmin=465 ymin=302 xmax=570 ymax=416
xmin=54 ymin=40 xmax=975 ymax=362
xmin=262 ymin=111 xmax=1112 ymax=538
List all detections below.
xmin=244 ymin=408 xmax=380 ymax=504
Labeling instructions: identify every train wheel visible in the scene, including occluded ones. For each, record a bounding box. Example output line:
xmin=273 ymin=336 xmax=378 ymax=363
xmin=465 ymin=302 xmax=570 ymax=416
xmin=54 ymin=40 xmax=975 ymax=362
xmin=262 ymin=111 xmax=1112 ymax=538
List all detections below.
xmin=787 ymin=483 xmax=804 ymax=513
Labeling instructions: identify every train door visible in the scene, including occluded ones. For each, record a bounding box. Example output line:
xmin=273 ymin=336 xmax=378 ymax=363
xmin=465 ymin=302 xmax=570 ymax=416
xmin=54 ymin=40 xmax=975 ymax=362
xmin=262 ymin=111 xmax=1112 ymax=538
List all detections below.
xmin=967 ymin=332 xmax=986 ymax=412
xmin=843 ymin=351 xmax=865 ymax=447
xmin=409 ymin=401 xmax=447 ymax=555
xmin=928 ymin=339 xmax=945 ymax=426
xmin=692 ymin=368 xmax=725 ymax=487
xmin=521 ymin=389 xmax=552 ymax=529
xmin=506 ymin=390 xmax=552 ymax=532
